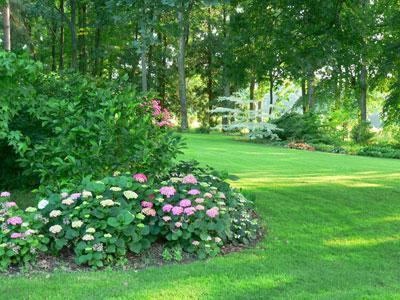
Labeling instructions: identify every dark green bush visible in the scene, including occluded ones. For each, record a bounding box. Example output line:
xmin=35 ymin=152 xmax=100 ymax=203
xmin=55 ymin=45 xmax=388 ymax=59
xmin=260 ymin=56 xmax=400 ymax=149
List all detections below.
xmin=0 ymin=51 xmax=184 ymax=190
xmin=357 ymin=145 xmax=400 ymax=159
xmin=351 ymin=121 xmax=375 ymax=144
xmin=272 ymin=112 xmax=332 ymax=143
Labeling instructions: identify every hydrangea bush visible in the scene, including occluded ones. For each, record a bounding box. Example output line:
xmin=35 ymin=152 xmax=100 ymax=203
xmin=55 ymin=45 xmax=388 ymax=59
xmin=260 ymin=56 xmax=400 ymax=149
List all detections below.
xmin=0 ymin=193 xmax=48 ymax=270
xmin=0 ymin=161 xmax=260 ymax=270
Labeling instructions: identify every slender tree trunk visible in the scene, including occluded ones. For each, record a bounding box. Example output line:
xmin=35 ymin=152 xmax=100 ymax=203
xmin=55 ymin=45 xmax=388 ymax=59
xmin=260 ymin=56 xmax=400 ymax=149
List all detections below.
xmin=360 ymin=65 xmax=367 ymax=122
xmin=301 ymin=78 xmax=307 ymax=113
xmin=177 ymin=1 xmax=190 ymax=130
xmin=59 ymin=0 xmax=65 ymax=70
xmin=3 ymin=1 xmax=11 ymax=51
xmin=206 ymin=7 xmax=213 ymax=127
xmin=268 ymin=72 xmax=274 ymax=116
xmin=221 ymin=5 xmax=230 ymax=128
xmin=78 ymin=3 xmax=87 ymax=73
xmin=140 ymin=11 xmax=148 ymax=92
xmin=93 ymin=26 xmax=101 ymax=75
xmin=307 ymin=72 xmax=314 ymax=111
xmin=70 ymin=0 xmax=78 ymax=70
xmin=249 ymin=77 xmax=255 ymax=110
xmin=159 ymin=34 xmax=167 ymax=105
xmin=51 ymin=13 xmax=57 ymax=71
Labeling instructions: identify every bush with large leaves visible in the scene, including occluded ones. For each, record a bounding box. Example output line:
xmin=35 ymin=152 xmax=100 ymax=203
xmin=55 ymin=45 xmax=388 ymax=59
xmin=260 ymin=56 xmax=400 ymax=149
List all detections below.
xmin=0 ymin=51 xmax=183 ymax=190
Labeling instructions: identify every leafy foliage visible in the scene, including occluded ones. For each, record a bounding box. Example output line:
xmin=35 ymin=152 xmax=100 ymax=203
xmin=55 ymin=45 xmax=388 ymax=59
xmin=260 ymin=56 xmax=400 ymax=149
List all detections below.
xmin=0 ymin=195 xmax=48 ymax=271
xmin=351 ymin=121 xmax=375 ymax=145
xmin=272 ymin=113 xmax=330 ymax=143
xmin=0 ymin=51 xmax=183 ymax=189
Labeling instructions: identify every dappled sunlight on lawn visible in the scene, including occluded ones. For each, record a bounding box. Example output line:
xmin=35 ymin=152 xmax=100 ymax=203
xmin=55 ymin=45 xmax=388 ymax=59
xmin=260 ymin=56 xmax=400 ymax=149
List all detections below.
xmin=324 ymin=235 xmax=400 ymax=247
xmin=232 ymin=172 xmax=400 ymax=189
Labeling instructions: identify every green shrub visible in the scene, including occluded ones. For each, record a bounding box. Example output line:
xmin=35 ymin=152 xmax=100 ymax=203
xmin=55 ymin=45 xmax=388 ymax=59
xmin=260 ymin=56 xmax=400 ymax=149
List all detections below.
xmin=0 ymin=193 xmax=49 ymax=270
xmin=38 ymin=174 xmax=158 ymax=268
xmin=0 ymin=52 xmax=183 ymax=189
xmin=357 ymin=145 xmax=400 ymax=159
xmin=351 ymin=121 xmax=375 ymax=144
xmin=272 ymin=112 xmax=331 ymax=143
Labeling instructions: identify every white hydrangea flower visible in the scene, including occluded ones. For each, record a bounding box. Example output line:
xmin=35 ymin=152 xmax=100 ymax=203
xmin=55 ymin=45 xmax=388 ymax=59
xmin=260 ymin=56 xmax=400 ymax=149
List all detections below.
xmin=104 ymin=233 xmax=112 ymax=238
xmin=38 ymin=199 xmax=49 ymax=210
xmin=96 ymin=195 xmax=103 ymax=199
xmin=123 ymin=190 xmax=138 ymax=199
xmin=49 ymin=225 xmax=62 ymax=234
xmin=110 ymin=187 xmax=122 ymax=192
xmin=71 ymin=220 xmax=84 ymax=228
xmin=82 ymin=234 xmax=94 ymax=241
xmin=49 ymin=210 xmax=62 ymax=218
xmin=62 ymin=198 xmax=74 ymax=206
xmin=86 ymin=227 xmax=96 ymax=233
xmin=82 ymin=190 xmax=93 ymax=198
xmin=100 ymin=199 xmax=115 ymax=207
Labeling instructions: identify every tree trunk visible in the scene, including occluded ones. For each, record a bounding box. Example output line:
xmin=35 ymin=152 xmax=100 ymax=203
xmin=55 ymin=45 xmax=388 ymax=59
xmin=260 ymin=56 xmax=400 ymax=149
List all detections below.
xmin=51 ymin=11 xmax=57 ymax=71
xmin=159 ymin=34 xmax=167 ymax=105
xmin=268 ymin=72 xmax=274 ymax=116
xmin=360 ymin=65 xmax=367 ymax=122
xmin=249 ymin=77 xmax=255 ymax=110
xmin=177 ymin=1 xmax=189 ymax=130
xmin=307 ymin=72 xmax=314 ymax=111
xmin=140 ymin=11 xmax=148 ymax=92
xmin=3 ymin=1 xmax=11 ymax=51
xmin=301 ymin=78 xmax=307 ymax=113
xmin=221 ymin=5 xmax=230 ymax=128
xmin=206 ymin=7 xmax=213 ymax=127
xmin=59 ymin=0 xmax=65 ymax=70
xmin=70 ymin=0 xmax=78 ymax=70
xmin=78 ymin=3 xmax=87 ymax=73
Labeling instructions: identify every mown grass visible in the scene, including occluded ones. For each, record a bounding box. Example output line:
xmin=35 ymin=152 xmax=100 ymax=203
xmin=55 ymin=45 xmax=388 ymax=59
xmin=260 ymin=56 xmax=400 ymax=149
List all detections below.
xmin=2 ymin=133 xmax=400 ymax=299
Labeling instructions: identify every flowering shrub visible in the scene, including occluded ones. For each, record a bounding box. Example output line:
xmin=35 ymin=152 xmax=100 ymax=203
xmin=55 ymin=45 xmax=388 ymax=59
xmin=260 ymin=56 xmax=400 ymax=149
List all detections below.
xmin=0 ymin=161 xmax=260 ymax=270
xmin=0 ymin=192 xmax=48 ymax=270
xmin=38 ymin=174 xmax=159 ymax=268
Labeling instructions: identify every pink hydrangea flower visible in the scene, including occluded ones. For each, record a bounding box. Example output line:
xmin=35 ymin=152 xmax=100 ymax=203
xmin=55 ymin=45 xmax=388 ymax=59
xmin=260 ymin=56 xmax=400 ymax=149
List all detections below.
xmin=133 ymin=173 xmax=148 ymax=183
xmin=141 ymin=201 xmax=153 ymax=208
xmin=195 ymin=205 xmax=205 ymax=211
xmin=188 ymin=189 xmax=200 ymax=196
xmin=70 ymin=193 xmax=81 ymax=200
xmin=142 ymin=208 xmax=156 ymax=217
xmin=162 ymin=216 xmax=171 ymax=222
xmin=184 ymin=207 xmax=196 ymax=216
xmin=182 ymin=175 xmax=197 ymax=184
xmin=4 ymin=202 xmax=17 ymax=208
xmin=160 ymin=186 xmax=176 ymax=198
xmin=204 ymin=193 xmax=213 ymax=199
xmin=175 ymin=222 xmax=182 ymax=228
xmin=219 ymin=192 xmax=226 ymax=199
xmin=11 ymin=233 xmax=24 ymax=239
xmin=195 ymin=198 xmax=204 ymax=203
xmin=179 ymin=199 xmax=192 ymax=207
xmin=0 ymin=191 xmax=11 ymax=197
xmin=162 ymin=204 xmax=173 ymax=212
xmin=7 ymin=216 xmax=23 ymax=226
xmin=171 ymin=206 xmax=183 ymax=216
xmin=206 ymin=207 xmax=219 ymax=218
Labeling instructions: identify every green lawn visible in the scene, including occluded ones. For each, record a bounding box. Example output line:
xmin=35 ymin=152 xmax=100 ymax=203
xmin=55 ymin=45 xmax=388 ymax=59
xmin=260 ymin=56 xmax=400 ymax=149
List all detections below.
xmin=3 ymin=133 xmax=400 ymax=299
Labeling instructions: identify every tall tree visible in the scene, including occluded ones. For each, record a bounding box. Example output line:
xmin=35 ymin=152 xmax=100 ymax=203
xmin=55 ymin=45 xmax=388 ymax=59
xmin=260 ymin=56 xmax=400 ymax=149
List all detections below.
xmin=2 ymin=0 xmax=11 ymax=51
